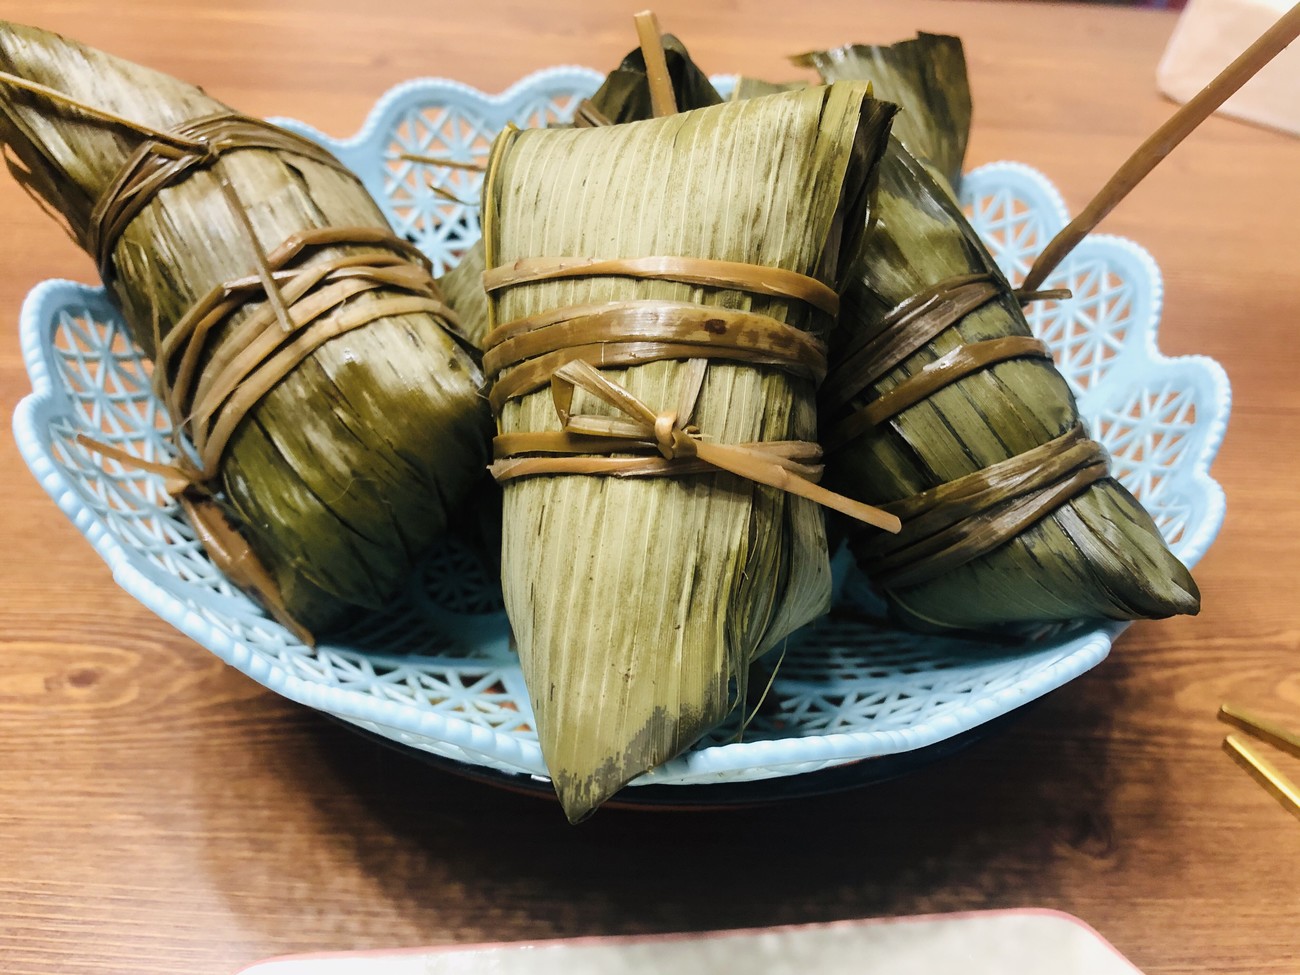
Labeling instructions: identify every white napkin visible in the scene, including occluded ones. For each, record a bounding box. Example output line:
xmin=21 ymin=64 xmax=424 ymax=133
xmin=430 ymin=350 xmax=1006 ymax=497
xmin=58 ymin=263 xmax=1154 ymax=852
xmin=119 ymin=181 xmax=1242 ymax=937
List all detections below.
xmin=1158 ymin=0 xmax=1300 ymax=137
xmin=236 ymin=910 xmax=1143 ymax=975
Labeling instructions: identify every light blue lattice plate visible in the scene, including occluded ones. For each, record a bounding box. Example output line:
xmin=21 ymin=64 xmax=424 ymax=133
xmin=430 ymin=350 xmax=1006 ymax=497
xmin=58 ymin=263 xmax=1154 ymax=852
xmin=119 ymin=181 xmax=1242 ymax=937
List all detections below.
xmin=12 ymin=69 xmax=1230 ymax=794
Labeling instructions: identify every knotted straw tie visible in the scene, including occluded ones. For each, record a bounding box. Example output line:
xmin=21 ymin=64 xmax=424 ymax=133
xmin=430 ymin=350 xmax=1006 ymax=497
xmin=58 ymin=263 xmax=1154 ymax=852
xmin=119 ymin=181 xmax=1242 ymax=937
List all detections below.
xmin=482 ymin=255 xmax=902 ymax=534
xmin=860 ymin=424 xmax=1111 ymax=590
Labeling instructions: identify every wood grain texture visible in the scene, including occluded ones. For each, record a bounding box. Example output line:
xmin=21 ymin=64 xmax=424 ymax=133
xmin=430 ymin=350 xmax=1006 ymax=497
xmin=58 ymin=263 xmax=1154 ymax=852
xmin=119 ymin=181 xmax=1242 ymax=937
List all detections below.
xmin=1 ymin=1 xmax=1298 ymax=973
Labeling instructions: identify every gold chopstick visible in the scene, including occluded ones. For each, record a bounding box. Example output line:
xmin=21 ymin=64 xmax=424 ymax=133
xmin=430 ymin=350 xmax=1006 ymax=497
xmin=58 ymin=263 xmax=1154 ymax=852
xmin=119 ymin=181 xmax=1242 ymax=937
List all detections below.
xmin=1223 ymin=735 xmax=1300 ymax=821
xmin=1219 ymin=703 xmax=1300 ymax=758
xmin=1219 ymin=703 xmax=1300 ymax=821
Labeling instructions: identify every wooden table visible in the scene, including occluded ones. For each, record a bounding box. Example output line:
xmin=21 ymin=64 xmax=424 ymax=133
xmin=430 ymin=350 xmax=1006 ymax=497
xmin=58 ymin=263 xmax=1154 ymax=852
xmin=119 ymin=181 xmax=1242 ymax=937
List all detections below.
xmin=2 ymin=1 xmax=1298 ymax=972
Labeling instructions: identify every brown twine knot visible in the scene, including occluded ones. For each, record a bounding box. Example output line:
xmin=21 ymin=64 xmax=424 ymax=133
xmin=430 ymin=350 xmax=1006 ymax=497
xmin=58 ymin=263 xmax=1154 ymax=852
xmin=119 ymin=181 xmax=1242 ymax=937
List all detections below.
xmin=494 ymin=359 xmax=902 ymax=533
xmin=651 ymin=410 xmax=691 ymax=460
xmin=482 ymin=253 xmax=901 ymax=533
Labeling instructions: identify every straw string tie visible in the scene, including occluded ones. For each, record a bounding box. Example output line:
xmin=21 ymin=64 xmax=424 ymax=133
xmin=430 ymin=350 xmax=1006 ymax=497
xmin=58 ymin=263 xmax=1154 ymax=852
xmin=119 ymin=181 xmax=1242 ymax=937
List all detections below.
xmin=484 ymin=254 xmax=901 ymax=533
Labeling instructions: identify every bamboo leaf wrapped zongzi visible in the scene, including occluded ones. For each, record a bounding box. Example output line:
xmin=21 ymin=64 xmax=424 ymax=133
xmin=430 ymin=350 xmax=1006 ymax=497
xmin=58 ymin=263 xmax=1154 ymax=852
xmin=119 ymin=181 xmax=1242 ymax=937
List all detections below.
xmin=481 ymin=80 xmax=896 ymax=819
xmin=799 ymin=34 xmax=1200 ymax=628
xmin=0 ymin=22 xmax=492 ymax=635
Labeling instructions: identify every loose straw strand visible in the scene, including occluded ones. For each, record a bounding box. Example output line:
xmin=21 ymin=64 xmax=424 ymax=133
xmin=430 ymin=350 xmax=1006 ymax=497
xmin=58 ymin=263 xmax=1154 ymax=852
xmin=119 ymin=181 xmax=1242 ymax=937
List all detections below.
xmin=397 ymin=152 xmax=487 ymax=172
xmin=215 ymin=174 xmax=294 ymax=334
xmin=428 ymin=183 xmax=480 ymax=206
xmin=634 ymin=10 xmax=679 ymax=117
xmin=0 ymin=69 xmax=210 ymax=151
xmin=397 ymin=153 xmax=486 ymax=204
xmin=1023 ymin=2 xmax=1300 ymax=292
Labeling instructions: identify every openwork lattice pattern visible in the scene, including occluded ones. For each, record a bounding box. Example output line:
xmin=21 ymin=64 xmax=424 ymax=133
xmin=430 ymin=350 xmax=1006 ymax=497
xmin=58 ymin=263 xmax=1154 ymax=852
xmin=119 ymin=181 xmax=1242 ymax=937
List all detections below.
xmin=276 ymin=69 xmax=602 ymax=274
xmin=963 ymin=162 xmax=1228 ymax=554
xmin=14 ymin=74 xmax=1229 ymax=790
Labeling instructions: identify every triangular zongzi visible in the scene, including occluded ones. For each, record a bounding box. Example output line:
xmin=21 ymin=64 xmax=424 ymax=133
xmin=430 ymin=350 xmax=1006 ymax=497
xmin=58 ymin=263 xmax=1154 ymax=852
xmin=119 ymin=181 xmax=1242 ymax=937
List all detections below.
xmin=798 ymin=34 xmax=1199 ymax=628
xmin=482 ymin=81 xmax=896 ymax=819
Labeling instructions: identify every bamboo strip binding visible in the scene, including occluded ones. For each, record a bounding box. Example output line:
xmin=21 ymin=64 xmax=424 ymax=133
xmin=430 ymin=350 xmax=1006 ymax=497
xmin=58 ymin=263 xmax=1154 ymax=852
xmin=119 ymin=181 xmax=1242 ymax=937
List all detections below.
xmin=0 ymin=71 xmax=472 ymax=642
xmin=821 ymin=269 xmax=1091 ymax=588
xmin=484 ymin=254 xmax=902 ymax=533
xmin=0 ymin=74 xmax=469 ymax=484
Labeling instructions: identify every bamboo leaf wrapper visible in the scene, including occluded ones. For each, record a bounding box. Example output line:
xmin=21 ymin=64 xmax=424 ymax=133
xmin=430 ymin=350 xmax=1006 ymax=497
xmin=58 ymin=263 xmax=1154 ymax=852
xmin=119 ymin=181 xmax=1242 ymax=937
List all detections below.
xmin=0 ymin=22 xmax=492 ymax=631
xmin=437 ymin=33 xmax=724 ymax=350
xmin=483 ymin=83 xmax=895 ymax=819
xmin=797 ymin=34 xmax=1198 ymax=627
xmin=794 ymin=33 xmax=971 ymax=194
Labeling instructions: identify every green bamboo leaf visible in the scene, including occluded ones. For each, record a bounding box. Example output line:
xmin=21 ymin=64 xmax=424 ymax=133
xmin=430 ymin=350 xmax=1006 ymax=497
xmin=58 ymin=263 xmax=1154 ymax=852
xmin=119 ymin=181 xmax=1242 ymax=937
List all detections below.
xmin=440 ymin=33 xmax=723 ymax=347
xmin=794 ymin=33 xmax=972 ymax=195
xmin=765 ymin=33 xmax=1198 ymax=628
xmin=0 ymin=21 xmax=492 ymax=632
xmin=484 ymin=83 xmax=895 ymax=820
xmin=439 ymin=242 xmax=490 ymax=348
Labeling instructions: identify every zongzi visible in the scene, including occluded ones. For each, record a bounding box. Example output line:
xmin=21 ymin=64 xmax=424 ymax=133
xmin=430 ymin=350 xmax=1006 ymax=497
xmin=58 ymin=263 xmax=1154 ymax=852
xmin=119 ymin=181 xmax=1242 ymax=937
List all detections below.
xmin=800 ymin=34 xmax=1200 ymax=628
xmin=0 ymin=21 xmax=492 ymax=635
xmin=481 ymin=80 xmax=897 ymax=820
